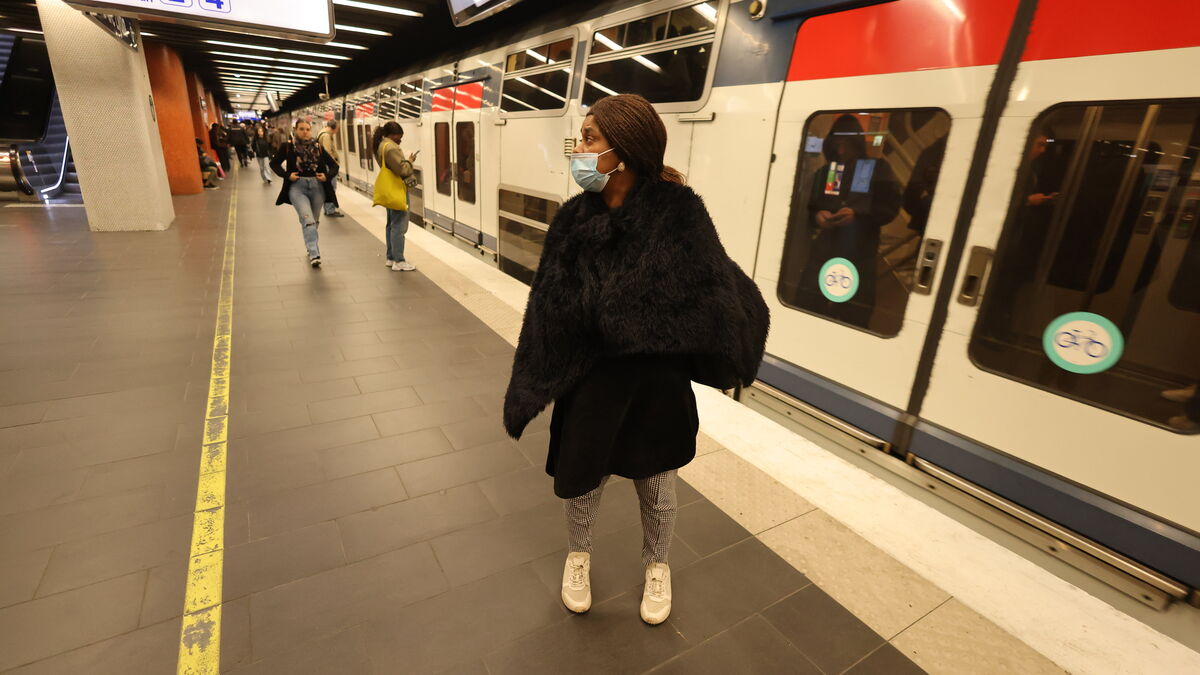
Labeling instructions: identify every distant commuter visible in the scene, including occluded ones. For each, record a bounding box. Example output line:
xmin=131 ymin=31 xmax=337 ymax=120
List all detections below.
xmin=267 ymin=124 xmax=287 ymax=154
xmin=196 ymin=139 xmax=219 ymax=190
xmin=316 ymin=120 xmax=346 ymax=217
xmin=270 ymin=119 xmax=339 ymax=268
xmin=370 ymin=122 xmax=418 ymax=271
xmin=502 ymin=94 xmax=769 ymax=625
xmin=208 ymin=122 xmax=231 ymax=172
xmin=228 ymin=123 xmax=250 ymax=168
xmin=252 ymin=127 xmax=273 ymax=185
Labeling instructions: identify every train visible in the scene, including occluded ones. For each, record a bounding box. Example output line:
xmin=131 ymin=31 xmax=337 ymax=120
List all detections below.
xmin=284 ymin=0 xmax=1200 ymax=608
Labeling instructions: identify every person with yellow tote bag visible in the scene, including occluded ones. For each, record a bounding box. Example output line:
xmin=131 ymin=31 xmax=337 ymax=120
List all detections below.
xmin=371 ymin=122 xmax=419 ymax=271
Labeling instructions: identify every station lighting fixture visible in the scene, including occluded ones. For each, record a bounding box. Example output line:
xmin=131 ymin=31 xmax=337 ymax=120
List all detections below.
xmin=204 ymin=39 xmax=351 ymax=61
xmin=335 ymin=23 xmax=392 ymax=36
xmin=332 ymin=0 xmax=423 ymax=18
xmin=7 ymin=28 xmax=43 ymax=34
xmin=218 ymin=72 xmax=314 ymax=86
xmin=326 ymin=41 xmax=368 ymax=50
xmin=212 ymin=61 xmax=329 ymax=75
xmin=208 ymin=50 xmax=335 ymax=68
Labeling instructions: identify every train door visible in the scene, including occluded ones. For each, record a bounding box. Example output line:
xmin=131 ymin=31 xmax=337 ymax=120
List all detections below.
xmin=428 ymin=78 xmax=484 ymax=245
xmin=752 ymin=0 xmax=1019 ymax=424
xmin=916 ymin=1 xmax=1200 ymax=559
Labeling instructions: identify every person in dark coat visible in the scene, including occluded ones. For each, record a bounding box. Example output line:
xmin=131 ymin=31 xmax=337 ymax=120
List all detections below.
xmin=503 ymin=94 xmax=769 ymax=625
xmin=269 ymin=119 xmax=339 ymax=268
xmin=208 ymin=122 xmax=231 ymax=173
xmin=228 ymin=123 xmax=250 ymax=168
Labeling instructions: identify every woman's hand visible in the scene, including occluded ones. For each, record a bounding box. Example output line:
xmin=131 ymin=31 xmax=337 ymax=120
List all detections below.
xmin=316 ymin=172 xmax=327 ymax=182
xmin=288 ymin=172 xmax=300 ymax=182
xmin=408 ymin=150 xmax=419 ymax=162
xmin=815 ymin=210 xmax=834 ymax=228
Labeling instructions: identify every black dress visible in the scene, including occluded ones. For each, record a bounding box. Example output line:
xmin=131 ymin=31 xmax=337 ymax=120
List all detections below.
xmin=547 ymin=354 xmax=698 ymax=499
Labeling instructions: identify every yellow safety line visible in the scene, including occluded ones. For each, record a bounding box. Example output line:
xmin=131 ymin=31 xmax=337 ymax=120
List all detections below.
xmin=177 ymin=184 xmax=237 ymax=675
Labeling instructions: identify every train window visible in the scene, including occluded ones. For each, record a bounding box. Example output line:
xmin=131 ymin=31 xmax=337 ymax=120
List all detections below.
xmin=777 ymin=110 xmax=951 ymax=337
xmin=395 ymin=78 xmax=423 ymax=120
xmin=498 ymin=189 xmax=560 ymax=284
xmin=346 ymin=116 xmax=356 ymax=154
xmin=435 ymin=122 xmax=451 ymax=196
xmin=502 ymin=38 xmax=574 ymax=113
xmin=378 ymin=87 xmax=398 ymax=119
xmin=972 ymin=100 xmax=1200 ymax=433
xmin=583 ymin=2 xmax=717 ymax=106
xmin=456 ymin=121 xmax=476 ymax=203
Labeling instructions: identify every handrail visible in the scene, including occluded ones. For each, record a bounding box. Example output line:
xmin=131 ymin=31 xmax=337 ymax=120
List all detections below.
xmin=1 ymin=145 xmax=36 ymax=196
xmin=39 ymin=135 xmax=71 ymax=198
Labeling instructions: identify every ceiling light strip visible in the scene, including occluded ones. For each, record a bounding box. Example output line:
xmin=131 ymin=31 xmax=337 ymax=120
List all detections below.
xmin=332 ymin=0 xmax=423 ymax=18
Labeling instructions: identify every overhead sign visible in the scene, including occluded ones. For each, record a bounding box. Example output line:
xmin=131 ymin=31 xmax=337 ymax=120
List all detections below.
xmin=447 ymin=0 xmax=525 ymax=27
xmin=64 ymin=0 xmax=334 ymax=43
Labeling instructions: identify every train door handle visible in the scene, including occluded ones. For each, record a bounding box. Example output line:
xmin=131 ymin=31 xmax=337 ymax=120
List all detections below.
xmin=913 ymin=238 xmax=943 ymax=295
xmin=957 ymin=246 xmax=994 ymax=307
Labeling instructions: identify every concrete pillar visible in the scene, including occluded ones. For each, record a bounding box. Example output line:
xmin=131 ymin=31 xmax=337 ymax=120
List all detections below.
xmin=36 ymin=0 xmax=174 ymax=231
xmin=145 ymin=42 xmax=201 ymax=195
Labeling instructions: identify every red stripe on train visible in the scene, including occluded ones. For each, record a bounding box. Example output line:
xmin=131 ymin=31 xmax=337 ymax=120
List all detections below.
xmin=786 ymin=0 xmax=1018 ymax=81
xmin=431 ymin=82 xmax=484 ymax=112
xmin=1022 ymin=0 xmax=1200 ymax=62
xmin=786 ymin=0 xmax=1200 ymax=82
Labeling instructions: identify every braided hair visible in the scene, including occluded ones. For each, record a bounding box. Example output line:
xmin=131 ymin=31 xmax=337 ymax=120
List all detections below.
xmin=588 ymin=94 xmax=685 ymax=184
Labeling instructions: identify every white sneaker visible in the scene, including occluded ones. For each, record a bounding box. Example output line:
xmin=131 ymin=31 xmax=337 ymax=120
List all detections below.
xmin=309 ymin=256 xmax=321 ymax=268
xmin=1162 ymin=384 xmax=1197 ymax=403
xmin=561 ymin=552 xmax=591 ymax=613
xmin=385 ymin=259 xmax=394 ymax=267
xmin=640 ymin=563 xmax=671 ymax=625
xmin=391 ymin=261 xmax=416 ymax=272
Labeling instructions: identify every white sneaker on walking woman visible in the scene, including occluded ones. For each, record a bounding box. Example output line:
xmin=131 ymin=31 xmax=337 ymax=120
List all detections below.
xmin=391 ymin=261 xmax=416 ymax=272
xmin=640 ymin=562 xmax=671 ymax=625
xmin=561 ymin=552 xmax=591 ymax=613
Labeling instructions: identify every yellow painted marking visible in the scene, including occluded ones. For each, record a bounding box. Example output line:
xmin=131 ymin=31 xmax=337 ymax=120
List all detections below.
xmin=195 ymin=471 xmax=226 ymax=512
xmin=203 ymin=416 xmax=228 ymax=445
xmin=178 ymin=185 xmax=237 ymax=675
xmin=184 ymin=550 xmax=225 ymax=614
xmin=199 ymin=442 xmax=226 ymax=476
xmin=178 ymin=606 xmax=222 ymax=675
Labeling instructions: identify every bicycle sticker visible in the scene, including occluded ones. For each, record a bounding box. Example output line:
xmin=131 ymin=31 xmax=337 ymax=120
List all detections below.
xmin=819 ymin=257 xmax=858 ymax=303
xmin=1042 ymin=312 xmax=1124 ymax=374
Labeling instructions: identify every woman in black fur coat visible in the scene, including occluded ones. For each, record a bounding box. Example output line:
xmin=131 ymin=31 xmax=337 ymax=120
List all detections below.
xmin=503 ymin=94 xmax=769 ymax=624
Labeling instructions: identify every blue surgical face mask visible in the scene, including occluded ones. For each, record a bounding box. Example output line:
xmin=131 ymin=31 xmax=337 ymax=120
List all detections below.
xmin=570 ymin=148 xmax=618 ymax=192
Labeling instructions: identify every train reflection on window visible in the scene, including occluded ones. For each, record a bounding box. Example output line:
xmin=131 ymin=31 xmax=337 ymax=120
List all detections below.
xmin=972 ymin=101 xmax=1200 ymax=432
xmin=434 ymin=122 xmax=451 ymax=196
xmin=503 ymin=38 xmax=574 ymax=113
xmin=379 ymin=79 xmax=423 ymax=120
xmin=778 ymin=110 xmax=952 ymax=337
xmin=583 ymin=2 xmax=716 ymax=106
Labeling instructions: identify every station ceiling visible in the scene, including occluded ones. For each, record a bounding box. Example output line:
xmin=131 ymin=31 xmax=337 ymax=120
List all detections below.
xmin=1 ymin=0 xmax=567 ymax=114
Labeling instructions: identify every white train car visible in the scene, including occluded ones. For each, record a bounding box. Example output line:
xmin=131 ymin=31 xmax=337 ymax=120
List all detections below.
xmin=289 ymin=0 xmax=1200 ymax=608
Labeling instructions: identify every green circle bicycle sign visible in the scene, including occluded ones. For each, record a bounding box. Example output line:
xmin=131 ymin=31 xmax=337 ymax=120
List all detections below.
xmin=1042 ymin=312 xmax=1124 ymax=374
xmin=819 ymin=257 xmax=859 ymax=303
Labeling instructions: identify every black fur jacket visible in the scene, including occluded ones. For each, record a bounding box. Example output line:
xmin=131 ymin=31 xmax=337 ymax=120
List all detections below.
xmin=502 ymin=178 xmax=770 ymax=439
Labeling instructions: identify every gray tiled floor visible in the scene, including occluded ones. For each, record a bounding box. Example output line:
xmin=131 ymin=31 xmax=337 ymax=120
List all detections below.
xmin=0 ymin=171 xmax=926 ymax=674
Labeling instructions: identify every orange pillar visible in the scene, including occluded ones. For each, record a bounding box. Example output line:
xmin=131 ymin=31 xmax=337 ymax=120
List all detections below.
xmin=185 ymin=72 xmax=210 ymax=158
xmin=204 ymin=90 xmax=221 ymax=162
xmin=145 ymin=42 xmax=202 ymax=195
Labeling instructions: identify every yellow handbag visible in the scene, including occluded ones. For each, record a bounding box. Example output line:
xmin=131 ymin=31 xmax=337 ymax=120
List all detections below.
xmin=372 ymin=138 xmax=408 ymax=211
